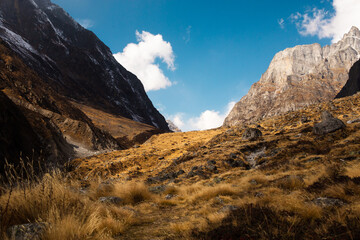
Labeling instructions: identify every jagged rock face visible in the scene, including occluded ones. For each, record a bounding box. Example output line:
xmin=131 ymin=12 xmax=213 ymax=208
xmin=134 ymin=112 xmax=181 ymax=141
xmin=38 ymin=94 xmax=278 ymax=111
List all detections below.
xmin=335 ymin=59 xmax=360 ymax=98
xmin=0 ymin=0 xmax=169 ymax=131
xmin=166 ymin=120 xmax=182 ymax=132
xmin=0 ymin=39 xmax=119 ymax=165
xmin=224 ymin=27 xmax=360 ymax=127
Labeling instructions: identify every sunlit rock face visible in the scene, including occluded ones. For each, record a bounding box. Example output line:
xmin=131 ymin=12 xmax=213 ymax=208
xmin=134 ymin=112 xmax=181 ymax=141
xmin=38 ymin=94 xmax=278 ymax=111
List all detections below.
xmin=224 ymin=26 xmax=360 ymax=127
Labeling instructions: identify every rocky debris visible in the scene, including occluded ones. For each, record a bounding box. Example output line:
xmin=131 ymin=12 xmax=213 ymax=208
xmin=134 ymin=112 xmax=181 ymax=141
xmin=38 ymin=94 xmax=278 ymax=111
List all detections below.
xmin=224 ymin=27 xmax=360 ymax=127
xmin=223 ymin=158 xmax=250 ymax=169
xmin=205 ymin=160 xmax=218 ymax=172
xmin=242 ymin=128 xmax=262 ymax=141
xmin=187 ymin=166 xmax=209 ymax=179
xmin=7 ymin=222 xmax=48 ymax=240
xmin=313 ymin=111 xmax=346 ymax=135
xmin=147 ymin=169 xmax=185 ymax=183
xmin=245 ymin=147 xmax=266 ymax=168
xmin=148 ymin=185 xmax=167 ymax=194
xmin=219 ymin=205 xmax=239 ymax=213
xmin=312 ymin=197 xmax=345 ymax=207
xmin=99 ymin=196 xmax=123 ymax=205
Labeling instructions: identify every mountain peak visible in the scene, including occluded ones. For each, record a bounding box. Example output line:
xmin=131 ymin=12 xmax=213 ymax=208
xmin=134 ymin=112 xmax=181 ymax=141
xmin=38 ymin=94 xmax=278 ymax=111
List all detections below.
xmin=342 ymin=26 xmax=360 ymax=39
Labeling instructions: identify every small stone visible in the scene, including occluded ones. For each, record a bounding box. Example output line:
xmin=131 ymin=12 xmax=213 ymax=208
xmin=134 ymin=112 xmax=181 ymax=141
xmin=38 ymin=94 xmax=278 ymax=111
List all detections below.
xmin=207 ymin=160 xmax=216 ymax=165
xmin=206 ymin=164 xmax=217 ymax=172
xmin=220 ymin=205 xmax=239 ymax=212
xmin=165 ymin=194 xmax=176 ymax=200
xmin=7 ymin=222 xmax=48 ymax=240
xmin=99 ymin=196 xmax=123 ymax=205
xmin=242 ymin=128 xmax=262 ymax=141
xmin=312 ymin=197 xmax=345 ymax=207
xmin=148 ymin=185 xmax=167 ymax=193
xmin=158 ymin=156 xmax=165 ymax=160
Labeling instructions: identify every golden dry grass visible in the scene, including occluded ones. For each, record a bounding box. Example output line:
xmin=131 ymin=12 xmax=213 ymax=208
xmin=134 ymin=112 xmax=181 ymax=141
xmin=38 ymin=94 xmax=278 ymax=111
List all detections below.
xmin=3 ymin=94 xmax=360 ymax=239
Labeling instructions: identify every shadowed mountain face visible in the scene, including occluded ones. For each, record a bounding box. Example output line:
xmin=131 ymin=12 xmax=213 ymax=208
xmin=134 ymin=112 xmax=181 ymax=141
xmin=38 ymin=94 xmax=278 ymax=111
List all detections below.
xmin=0 ymin=38 xmax=122 ymax=171
xmin=336 ymin=60 xmax=360 ymax=99
xmin=0 ymin=0 xmax=169 ymax=131
xmin=224 ymin=27 xmax=360 ymax=127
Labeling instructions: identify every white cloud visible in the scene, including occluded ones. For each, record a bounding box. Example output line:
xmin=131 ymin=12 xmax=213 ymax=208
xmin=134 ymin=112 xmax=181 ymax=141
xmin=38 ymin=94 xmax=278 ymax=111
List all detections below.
xmin=114 ymin=31 xmax=175 ymax=92
xmin=169 ymin=101 xmax=236 ymax=132
xmin=291 ymin=0 xmax=360 ymax=43
xmin=183 ymin=25 xmax=192 ymax=43
xmin=76 ymin=19 xmax=94 ymax=29
xmin=278 ymin=18 xmax=285 ymax=29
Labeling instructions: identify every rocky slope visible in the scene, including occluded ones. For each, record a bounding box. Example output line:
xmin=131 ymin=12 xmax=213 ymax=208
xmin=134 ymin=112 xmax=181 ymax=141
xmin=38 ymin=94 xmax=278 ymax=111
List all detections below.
xmin=0 ymin=0 xmax=169 ymax=131
xmin=336 ymin=59 xmax=360 ymax=98
xmin=224 ymin=26 xmax=360 ymax=127
xmin=0 ymin=39 xmax=121 ymax=168
xmin=68 ymin=92 xmax=360 ymax=239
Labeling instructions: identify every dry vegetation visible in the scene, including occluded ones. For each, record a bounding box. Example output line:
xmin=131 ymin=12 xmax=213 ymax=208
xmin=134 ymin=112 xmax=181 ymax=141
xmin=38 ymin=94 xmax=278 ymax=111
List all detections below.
xmin=2 ymin=93 xmax=360 ymax=239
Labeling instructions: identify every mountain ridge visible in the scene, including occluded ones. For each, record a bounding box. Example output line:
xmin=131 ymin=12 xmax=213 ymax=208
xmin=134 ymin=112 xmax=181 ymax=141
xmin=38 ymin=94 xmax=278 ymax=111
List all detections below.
xmin=224 ymin=26 xmax=360 ymax=127
xmin=0 ymin=0 xmax=169 ymax=130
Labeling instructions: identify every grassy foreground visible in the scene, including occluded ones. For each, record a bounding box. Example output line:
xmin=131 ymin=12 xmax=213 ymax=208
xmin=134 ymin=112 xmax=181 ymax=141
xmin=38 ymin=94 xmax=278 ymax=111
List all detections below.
xmin=2 ymin=94 xmax=360 ymax=239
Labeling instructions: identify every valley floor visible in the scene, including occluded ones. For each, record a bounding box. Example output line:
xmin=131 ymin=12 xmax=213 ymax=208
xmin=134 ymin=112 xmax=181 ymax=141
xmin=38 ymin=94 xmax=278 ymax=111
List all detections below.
xmin=2 ymin=94 xmax=360 ymax=239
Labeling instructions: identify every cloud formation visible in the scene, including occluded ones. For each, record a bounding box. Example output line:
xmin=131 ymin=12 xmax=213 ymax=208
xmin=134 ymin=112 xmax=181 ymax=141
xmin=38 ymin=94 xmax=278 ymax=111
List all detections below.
xmin=169 ymin=101 xmax=236 ymax=132
xmin=291 ymin=0 xmax=360 ymax=43
xmin=278 ymin=18 xmax=285 ymax=29
xmin=76 ymin=19 xmax=94 ymax=29
xmin=114 ymin=31 xmax=175 ymax=92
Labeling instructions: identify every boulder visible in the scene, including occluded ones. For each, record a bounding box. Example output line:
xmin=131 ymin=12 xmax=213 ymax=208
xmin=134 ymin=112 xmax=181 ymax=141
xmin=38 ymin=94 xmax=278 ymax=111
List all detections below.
xmin=242 ymin=128 xmax=262 ymax=141
xmin=313 ymin=111 xmax=345 ymax=135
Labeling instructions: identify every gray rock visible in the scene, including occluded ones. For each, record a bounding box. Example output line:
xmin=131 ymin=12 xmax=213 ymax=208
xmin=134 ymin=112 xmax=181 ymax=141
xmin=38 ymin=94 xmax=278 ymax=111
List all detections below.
xmin=7 ymin=222 xmax=47 ymax=240
xmin=99 ymin=196 xmax=123 ymax=204
xmin=242 ymin=128 xmax=262 ymax=141
xmin=220 ymin=205 xmax=239 ymax=212
xmin=312 ymin=197 xmax=345 ymax=207
xmin=313 ymin=111 xmax=346 ymax=135
xmin=165 ymin=194 xmax=177 ymax=200
xmin=148 ymin=185 xmax=167 ymax=194
xmin=224 ymin=27 xmax=360 ymax=127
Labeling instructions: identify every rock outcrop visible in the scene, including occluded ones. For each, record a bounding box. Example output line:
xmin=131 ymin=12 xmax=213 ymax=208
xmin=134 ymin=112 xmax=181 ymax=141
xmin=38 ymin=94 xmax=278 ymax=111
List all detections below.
xmin=224 ymin=26 xmax=360 ymax=127
xmin=166 ymin=120 xmax=182 ymax=132
xmin=0 ymin=0 xmax=169 ymax=131
xmin=335 ymin=59 xmax=360 ymax=98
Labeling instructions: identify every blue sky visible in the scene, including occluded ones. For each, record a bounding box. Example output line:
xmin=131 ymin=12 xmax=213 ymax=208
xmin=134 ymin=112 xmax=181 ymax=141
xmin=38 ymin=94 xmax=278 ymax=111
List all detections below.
xmin=51 ymin=0 xmax=360 ymax=131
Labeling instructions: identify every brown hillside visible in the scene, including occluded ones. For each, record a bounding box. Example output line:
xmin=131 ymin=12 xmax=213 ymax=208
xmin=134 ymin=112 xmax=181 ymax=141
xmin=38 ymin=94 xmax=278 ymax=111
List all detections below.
xmin=60 ymin=93 xmax=360 ymax=239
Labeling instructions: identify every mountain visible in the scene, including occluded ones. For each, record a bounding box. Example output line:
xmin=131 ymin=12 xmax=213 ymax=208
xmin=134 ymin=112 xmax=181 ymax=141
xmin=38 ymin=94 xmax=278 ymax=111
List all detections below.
xmin=0 ymin=38 xmax=121 ymax=166
xmin=0 ymin=0 xmax=169 ymax=131
xmin=224 ymin=26 xmax=360 ymax=127
xmin=166 ymin=120 xmax=182 ymax=132
xmin=335 ymin=59 xmax=360 ymax=98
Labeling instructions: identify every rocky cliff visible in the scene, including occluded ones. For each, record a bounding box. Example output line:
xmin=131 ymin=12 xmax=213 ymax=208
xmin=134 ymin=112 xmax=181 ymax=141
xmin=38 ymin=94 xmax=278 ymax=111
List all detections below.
xmin=0 ymin=0 xmax=169 ymax=131
xmin=224 ymin=26 xmax=360 ymax=127
xmin=335 ymin=59 xmax=360 ymax=98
